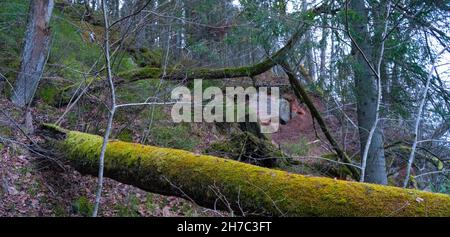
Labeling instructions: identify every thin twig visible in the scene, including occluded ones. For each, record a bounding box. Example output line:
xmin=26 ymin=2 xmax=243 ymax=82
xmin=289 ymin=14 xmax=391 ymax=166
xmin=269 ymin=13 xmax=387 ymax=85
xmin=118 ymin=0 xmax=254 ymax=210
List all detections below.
xmin=403 ymin=45 xmax=448 ymax=188
xmin=92 ymin=1 xmax=116 ymax=217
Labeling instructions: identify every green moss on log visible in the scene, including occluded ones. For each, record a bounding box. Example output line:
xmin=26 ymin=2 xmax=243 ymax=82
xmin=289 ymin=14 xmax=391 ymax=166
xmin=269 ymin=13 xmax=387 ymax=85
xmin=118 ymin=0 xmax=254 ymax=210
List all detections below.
xmin=41 ymin=124 xmax=450 ymax=217
xmin=117 ymin=67 xmax=163 ymax=82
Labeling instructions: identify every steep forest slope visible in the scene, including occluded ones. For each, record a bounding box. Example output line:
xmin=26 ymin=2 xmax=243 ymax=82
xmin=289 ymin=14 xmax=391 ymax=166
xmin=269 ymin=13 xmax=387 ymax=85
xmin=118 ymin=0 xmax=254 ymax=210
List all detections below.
xmin=0 ymin=0 xmax=449 ymax=217
xmin=0 ymin=1 xmax=221 ymax=217
xmin=0 ymin=0 xmax=354 ymax=216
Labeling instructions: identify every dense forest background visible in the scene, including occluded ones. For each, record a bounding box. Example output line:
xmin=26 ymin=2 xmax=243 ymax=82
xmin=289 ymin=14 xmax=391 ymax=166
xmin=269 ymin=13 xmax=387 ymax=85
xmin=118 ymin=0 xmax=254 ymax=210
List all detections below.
xmin=0 ymin=0 xmax=449 ymax=217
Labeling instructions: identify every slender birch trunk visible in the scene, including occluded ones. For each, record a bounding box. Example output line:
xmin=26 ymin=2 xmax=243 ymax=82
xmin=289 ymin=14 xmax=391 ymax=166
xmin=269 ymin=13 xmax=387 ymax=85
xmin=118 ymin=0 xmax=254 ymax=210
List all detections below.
xmin=11 ymin=0 xmax=55 ymax=107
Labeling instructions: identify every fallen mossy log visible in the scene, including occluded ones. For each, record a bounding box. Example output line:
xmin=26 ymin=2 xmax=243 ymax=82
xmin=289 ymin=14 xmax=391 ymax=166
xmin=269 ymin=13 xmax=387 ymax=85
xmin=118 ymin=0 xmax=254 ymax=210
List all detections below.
xmin=115 ymin=23 xmax=309 ymax=84
xmin=47 ymin=14 xmax=313 ymax=107
xmin=49 ymin=24 xmax=308 ymax=107
xmin=40 ymin=124 xmax=450 ymax=217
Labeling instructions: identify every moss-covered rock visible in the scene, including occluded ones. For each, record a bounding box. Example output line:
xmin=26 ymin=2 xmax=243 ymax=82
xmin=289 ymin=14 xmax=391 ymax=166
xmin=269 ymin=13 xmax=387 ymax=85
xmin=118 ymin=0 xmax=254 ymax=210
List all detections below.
xmin=40 ymin=124 xmax=450 ymax=217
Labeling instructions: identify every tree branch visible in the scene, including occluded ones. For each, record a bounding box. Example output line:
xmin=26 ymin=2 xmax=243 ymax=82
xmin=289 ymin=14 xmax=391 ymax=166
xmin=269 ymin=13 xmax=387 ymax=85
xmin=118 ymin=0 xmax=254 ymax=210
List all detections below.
xmin=280 ymin=62 xmax=360 ymax=180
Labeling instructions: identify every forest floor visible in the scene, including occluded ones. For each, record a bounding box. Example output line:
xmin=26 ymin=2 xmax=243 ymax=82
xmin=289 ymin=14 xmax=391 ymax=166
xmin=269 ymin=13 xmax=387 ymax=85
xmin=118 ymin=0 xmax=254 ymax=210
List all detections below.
xmin=0 ymin=89 xmax=344 ymax=216
xmin=272 ymin=93 xmax=329 ymax=150
xmin=0 ymin=99 xmax=225 ymax=217
xmin=0 ymin=0 xmax=353 ymax=215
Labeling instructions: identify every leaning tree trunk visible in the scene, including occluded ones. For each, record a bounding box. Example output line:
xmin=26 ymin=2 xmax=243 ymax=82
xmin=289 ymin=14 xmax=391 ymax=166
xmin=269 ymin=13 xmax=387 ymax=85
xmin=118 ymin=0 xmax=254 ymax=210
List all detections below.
xmin=11 ymin=0 xmax=54 ymax=107
xmin=39 ymin=124 xmax=450 ymax=217
xmin=281 ymin=62 xmax=360 ymax=180
xmin=349 ymin=0 xmax=388 ymax=185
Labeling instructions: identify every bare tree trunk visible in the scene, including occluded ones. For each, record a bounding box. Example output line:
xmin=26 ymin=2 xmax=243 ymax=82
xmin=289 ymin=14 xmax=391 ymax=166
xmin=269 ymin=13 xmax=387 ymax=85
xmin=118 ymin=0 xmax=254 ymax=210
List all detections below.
xmin=348 ymin=0 xmax=388 ymax=184
xmin=11 ymin=0 xmax=55 ymax=107
xmin=281 ymin=62 xmax=360 ymax=180
xmin=403 ymin=46 xmax=448 ymax=188
xmin=301 ymin=1 xmax=316 ymax=82
xmin=318 ymin=16 xmax=328 ymax=87
xmin=92 ymin=0 xmax=117 ymax=217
